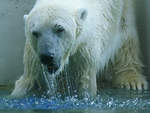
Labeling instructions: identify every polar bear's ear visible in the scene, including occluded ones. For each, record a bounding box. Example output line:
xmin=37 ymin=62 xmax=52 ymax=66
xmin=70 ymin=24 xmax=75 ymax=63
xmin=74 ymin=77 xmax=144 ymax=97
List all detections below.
xmin=24 ymin=15 xmax=28 ymax=21
xmin=76 ymin=9 xmax=88 ymax=22
xmin=36 ymin=0 xmax=40 ymax=3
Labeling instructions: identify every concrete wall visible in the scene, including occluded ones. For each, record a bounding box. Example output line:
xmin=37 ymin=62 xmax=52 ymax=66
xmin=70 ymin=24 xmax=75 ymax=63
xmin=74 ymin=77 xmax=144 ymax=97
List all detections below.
xmin=0 ymin=0 xmax=35 ymax=84
xmin=136 ymin=0 xmax=150 ymax=79
xmin=0 ymin=0 xmax=149 ymax=84
xmin=146 ymin=0 xmax=150 ymax=79
xmin=136 ymin=0 xmax=150 ymax=80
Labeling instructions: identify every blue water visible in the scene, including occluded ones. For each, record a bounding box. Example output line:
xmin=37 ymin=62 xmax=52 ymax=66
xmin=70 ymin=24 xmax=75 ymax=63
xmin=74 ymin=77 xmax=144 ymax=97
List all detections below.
xmin=0 ymin=89 xmax=150 ymax=113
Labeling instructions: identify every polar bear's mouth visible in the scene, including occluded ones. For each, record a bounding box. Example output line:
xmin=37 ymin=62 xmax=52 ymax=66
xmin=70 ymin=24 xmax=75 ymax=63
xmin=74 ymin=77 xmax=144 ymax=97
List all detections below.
xmin=39 ymin=54 xmax=60 ymax=74
xmin=47 ymin=66 xmax=59 ymax=74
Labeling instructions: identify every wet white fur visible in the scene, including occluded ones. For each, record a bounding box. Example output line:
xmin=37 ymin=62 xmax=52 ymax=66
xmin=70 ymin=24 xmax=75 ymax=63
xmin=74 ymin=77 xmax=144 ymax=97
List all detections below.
xmin=11 ymin=0 xmax=148 ymax=98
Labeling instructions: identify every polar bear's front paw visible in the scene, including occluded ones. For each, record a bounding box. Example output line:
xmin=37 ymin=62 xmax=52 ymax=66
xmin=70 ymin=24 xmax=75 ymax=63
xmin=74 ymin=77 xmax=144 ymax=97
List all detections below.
xmin=112 ymin=72 xmax=148 ymax=90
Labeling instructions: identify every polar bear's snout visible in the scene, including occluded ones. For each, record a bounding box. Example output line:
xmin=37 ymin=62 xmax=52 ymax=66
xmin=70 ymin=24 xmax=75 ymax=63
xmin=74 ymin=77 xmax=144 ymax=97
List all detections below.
xmin=40 ymin=53 xmax=54 ymax=65
xmin=40 ymin=53 xmax=59 ymax=73
xmin=37 ymin=33 xmax=62 ymax=73
xmin=38 ymin=41 xmax=62 ymax=73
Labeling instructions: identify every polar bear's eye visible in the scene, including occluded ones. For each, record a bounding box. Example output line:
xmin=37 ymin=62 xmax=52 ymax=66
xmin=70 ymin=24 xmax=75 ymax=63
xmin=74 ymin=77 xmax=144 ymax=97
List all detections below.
xmin=56 ymin=27 xmax=64 ymax=33
xmin=54 ymin=24 xmax=65 ymax=34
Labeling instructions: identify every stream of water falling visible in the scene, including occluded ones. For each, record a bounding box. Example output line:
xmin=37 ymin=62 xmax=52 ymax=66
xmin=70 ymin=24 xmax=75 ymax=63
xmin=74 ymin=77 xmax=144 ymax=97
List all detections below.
xmin=41 ymin=65 xmax=57 ymax=96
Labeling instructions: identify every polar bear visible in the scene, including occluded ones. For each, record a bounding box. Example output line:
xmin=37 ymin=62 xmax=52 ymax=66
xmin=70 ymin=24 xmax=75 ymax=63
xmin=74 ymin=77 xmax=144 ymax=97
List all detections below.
xmin=11 ymin=0 xmax=148 ymax=98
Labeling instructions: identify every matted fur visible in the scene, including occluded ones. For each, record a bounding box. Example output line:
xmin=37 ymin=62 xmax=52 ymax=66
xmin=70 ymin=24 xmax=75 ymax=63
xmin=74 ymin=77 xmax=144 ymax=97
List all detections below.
xmin=11 ymin=0 xmax=148 ymax=98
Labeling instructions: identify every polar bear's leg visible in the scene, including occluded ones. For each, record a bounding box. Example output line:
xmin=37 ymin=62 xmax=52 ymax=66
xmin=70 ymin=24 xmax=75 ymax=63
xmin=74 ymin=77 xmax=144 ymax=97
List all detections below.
xmin=112 ymin=0 xmax=148 ymax=90
xmin=79 ymin=71 xmax=97 ymax=98
xmin=89 ymin=73 xmax=97 ymax=96
xmin=11 ymin=41 xmax=40 ymax=98
xmin=112 ymin=38 xmax=148 ymax=90
xmin=10 ymin=75 xmax=34 ymax=98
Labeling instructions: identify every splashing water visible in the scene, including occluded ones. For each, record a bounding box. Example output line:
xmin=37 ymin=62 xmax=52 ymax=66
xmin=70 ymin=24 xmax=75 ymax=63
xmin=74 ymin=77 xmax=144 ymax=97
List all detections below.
xmin=0 ymin=89 xmax=150 ymax=112
xmin=41 ymin=64 xmax=57 ymax=96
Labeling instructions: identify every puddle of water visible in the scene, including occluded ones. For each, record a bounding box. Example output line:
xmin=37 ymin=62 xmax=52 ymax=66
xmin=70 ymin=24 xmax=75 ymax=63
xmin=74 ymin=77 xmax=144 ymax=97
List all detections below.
xmin=0 ymin=89 xmax=150 ymax=113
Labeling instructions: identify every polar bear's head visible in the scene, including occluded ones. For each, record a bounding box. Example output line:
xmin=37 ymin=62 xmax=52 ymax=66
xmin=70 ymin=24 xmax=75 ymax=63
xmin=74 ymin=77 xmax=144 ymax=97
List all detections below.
xmin=24 ymin=2 xmax=88 ymax=74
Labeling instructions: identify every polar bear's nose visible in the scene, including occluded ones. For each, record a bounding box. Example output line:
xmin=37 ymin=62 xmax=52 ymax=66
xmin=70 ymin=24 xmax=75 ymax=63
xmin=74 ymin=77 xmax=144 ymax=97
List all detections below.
xmin=40 ymin=54 xmax=55 ymax=66
xmin=40 ymin=54 xmax=59 ymax=73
